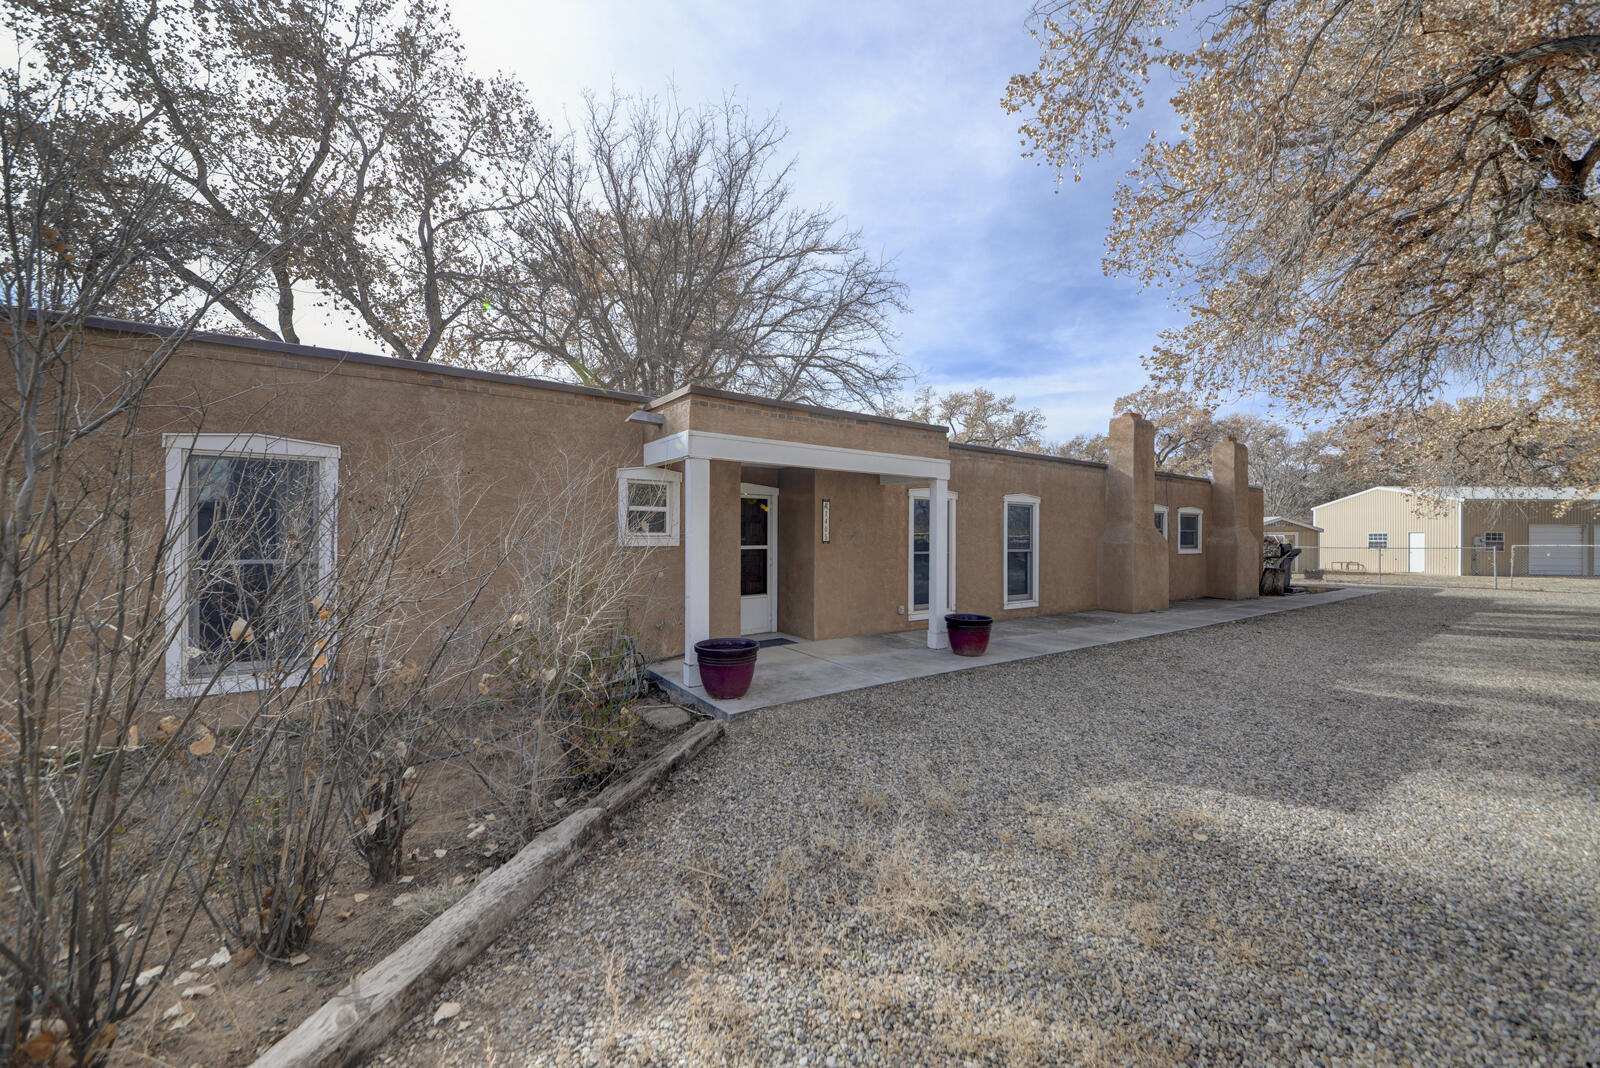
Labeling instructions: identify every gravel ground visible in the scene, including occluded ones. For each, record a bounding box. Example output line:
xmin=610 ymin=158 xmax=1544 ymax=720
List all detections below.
xmin=378 ymin=588 xmax=1600 ymax=1067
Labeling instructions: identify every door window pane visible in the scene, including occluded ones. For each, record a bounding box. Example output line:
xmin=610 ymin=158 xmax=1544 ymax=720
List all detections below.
xmin=740 ymin=496 xmax=769 ymax=547
xmin=740 ymin=548 xmax=767 ymax=596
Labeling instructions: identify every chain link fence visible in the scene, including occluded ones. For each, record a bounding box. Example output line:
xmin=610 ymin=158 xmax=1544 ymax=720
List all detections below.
xmin=1300 ymin=544 xmax=1600 ymax=592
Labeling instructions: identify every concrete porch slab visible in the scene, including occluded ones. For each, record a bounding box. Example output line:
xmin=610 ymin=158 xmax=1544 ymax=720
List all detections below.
xmin=648 ymin=586 xmax=1379 ymax=719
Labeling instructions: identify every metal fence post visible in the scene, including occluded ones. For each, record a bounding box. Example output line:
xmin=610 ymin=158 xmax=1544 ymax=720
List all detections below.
xmin=1493 ymin=547 xmax=1498 ymax=589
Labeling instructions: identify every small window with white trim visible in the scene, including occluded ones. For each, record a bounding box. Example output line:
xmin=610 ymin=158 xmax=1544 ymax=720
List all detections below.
xmin=1177 ymin=508 xmax=1203 ymax=554
xmin=1367 ymin=532 xmax=1388 ymax=550
xmin=1483 ymin=531 xmax=1504 ymax=551
xmin=164 ymin=434 xmax=339 ymax=696
xmin=1003 ymin=494 xmax=1040 ymax=608
xmin=617 ymin=467 xmax=681 ymax=546
xmin=1154 ymin=505 xmax=1168 ymax=539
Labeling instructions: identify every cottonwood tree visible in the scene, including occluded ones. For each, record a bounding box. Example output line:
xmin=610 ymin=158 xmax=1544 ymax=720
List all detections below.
xmin=36 ymin=0 xmax=541 ymax=361
xmin=895 ymin=386 xmax=1047 ymax=448
xmin=1006 ymin=0 xmax=1600 ymax=486
xmin=483 ymin=91 xmax=909 ymax=406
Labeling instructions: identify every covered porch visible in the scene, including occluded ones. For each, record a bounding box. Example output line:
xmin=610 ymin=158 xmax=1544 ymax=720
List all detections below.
xmin=647 ymin=588 xmax=1376 ymax=718
xmin=641 ymin=420 xmax=955 ymax=689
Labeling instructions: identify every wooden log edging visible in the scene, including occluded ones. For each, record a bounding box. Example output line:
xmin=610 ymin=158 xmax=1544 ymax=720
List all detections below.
xmin=250 ymin=719 xmax=725 ymax=1068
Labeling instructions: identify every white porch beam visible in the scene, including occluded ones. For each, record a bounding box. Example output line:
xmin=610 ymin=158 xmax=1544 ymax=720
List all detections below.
xmin=927 ymin=477 xmax=949 ymax=650
xmin=646 ymin=429 xmax=949 ymax=482
xmin=683 ymin=457 xmax=711 ymax=688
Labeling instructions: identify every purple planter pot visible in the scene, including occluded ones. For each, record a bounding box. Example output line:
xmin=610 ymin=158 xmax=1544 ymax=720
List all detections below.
xmin=944 ymin=613 xmax=993 ymax=657
xmin=694 ymin=638 xmax=759 ymax=699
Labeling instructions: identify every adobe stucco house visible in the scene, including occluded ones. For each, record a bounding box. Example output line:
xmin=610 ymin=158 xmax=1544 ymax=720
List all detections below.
xmin=70 ymin=318 xmax=1264 ymax=696
xmin=1311 ymin=486 xmax=1600 ymax=578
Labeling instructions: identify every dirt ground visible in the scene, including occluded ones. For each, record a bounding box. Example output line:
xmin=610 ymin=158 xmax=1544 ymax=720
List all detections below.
xmin=105 ymin=701 xmax=694 ymax=1068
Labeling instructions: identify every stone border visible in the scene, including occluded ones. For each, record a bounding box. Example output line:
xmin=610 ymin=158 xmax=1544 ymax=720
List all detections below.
xmin=250 ymin=719 xmax=724 ymax=1068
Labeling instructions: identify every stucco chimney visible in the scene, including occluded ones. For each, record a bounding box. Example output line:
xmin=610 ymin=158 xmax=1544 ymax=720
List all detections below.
xmin=1206 ymin=437 xmax=1260 ymax=599
xmin=1098 ymin=412 xmax=1169 ymax=612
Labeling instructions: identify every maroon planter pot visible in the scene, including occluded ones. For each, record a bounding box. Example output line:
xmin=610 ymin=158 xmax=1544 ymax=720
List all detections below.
xmin=694 ymin=638 xmax=759 ymax=699
xmin=944 ymin=613 xmax=994 ymax=657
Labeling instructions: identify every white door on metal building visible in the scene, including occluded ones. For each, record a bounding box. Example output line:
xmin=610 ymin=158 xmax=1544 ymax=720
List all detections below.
xmin=1528 ymin=524 xmax=1583 ymax=576
xmin=1407 ymin=532 xmax=1425 ymax=573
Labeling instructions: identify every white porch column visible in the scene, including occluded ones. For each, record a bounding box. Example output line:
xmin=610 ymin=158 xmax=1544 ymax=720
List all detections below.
xmin=927 ymin=477 xmax=949 ymax=650
xmin=683 ymin=457 xmax=712 ymax=687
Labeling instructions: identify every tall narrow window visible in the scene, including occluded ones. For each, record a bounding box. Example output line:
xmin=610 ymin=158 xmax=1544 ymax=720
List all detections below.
xmin=911 ymin=495 xmax=931 ymax=613
xmin=165 ymin=435 xmax=339 ymax=696
xmin=1154 ymin=505 xmax=1169 ymax=539
xmin=908 ymin=488 xmax=957 ymax=618
xmin=1003 ymin=494 xmax=1039 ymax=607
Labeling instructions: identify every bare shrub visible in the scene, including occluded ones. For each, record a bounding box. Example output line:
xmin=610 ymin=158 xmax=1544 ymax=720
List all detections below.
xmin=458 ymin=455 xmax=660 ymax=841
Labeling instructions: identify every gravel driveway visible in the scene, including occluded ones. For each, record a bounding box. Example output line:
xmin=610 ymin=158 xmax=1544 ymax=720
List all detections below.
xmin=378 ymin=588 xmax=1600 ymax=1067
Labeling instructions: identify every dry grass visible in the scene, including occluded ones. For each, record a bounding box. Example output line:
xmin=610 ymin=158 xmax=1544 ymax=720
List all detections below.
xmin=856 ymin=834 xmax=956 ymax=935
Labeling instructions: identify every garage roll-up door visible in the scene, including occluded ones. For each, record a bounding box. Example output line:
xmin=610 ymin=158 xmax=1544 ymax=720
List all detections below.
xmin=1528 ymin=524 xmax=1583 ymax=576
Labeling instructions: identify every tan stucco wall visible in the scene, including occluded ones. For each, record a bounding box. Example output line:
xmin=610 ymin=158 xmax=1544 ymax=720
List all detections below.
xmin=1156 ymin=476 xmax=1213 ymax=601
xmin=947 ymin=447 xmax=1108 ymax=619
xmin=1312 ymin=490 xmax=1461 ymax=576
xmin=78 ymin=327 xmax=688 ymax=674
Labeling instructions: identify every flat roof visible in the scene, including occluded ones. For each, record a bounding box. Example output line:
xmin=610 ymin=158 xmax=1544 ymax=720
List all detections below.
xmin=647 ymin=383 xmax=947 ymax=434
xmin=72 ymin=314 xmax=650 ymax=404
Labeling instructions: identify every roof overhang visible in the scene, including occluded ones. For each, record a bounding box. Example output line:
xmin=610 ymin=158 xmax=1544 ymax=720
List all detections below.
xmin=644 ymin=429 xmax=950 ymax=481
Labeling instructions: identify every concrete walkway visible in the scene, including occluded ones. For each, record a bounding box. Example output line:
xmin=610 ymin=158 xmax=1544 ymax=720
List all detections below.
xmin=649 ymin=585 xmax=1378 ymax=718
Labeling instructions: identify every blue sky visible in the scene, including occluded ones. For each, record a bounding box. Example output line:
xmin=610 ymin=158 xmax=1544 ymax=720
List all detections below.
xmin=391 ymin=1 xmax=1192 ymax=441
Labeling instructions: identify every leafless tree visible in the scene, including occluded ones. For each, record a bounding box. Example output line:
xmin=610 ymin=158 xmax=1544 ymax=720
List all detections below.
xmin=896 ymin=386 xmax=1046 ymax=449
xmin=31 ymin=0 xmax=543 ymax=362
xmin=482 ymin=91 xmax=909 ymax=407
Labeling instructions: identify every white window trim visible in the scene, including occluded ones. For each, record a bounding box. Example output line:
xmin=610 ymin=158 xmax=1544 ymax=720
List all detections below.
xmin=617 ymin=466 xmax=682 ymax=547
xmin=1154 ymin=504 xmax=1169 ymax=540
xmin=1367 ymin=532 xmax=1389 ymax=550
xmin=162 ymin=433 xmax=340 ymax=698
xmin=1177 ymin=507 xmax=1204 ymax=555
xmin=1002 ymin=493 xmax=1040 ymax=609
xmin=907 ymin=487 xmax=958 ymax=621
xmin=1483 ymin=531 xmax=1505 ymax=551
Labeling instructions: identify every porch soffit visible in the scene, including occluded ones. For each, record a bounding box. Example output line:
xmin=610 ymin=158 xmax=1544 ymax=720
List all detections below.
xmin=644 ymin=429 xmax=950 ymax=481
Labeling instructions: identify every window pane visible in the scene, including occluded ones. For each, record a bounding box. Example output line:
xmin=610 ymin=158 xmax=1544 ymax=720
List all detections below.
xmin=628 ymin=481 xmax=668 ymax=509
xmin=740 ymin=547 xmax=767 ymax=595
xmin=912 ymin=498 xmax=930 ymax=552
xmin=187 ymin=454 xmax=318 ymax=677
xmin=192 ymin=455 xmax=317 ymax=562
xmin=741 ymin=497 xmax=769 ymax=547
xmin=1007 ymin=550 xmax=1031 ymax=599
xmin=912 ymin=554 xmax=930 ymax=611
xmin=626 ymin=507 xmax=667 ymax=534
xmin=1006 ymin=503 xmax=1032 ymax=552
xmin=1153 ymin=511 xmax=1165 ymax=534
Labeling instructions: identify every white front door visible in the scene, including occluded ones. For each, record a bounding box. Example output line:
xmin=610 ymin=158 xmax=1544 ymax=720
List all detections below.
xmin=1407 ymin=532 xmax=1426 ymax=573
xmin=739 ymin=487 xmax=777 ymax=634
